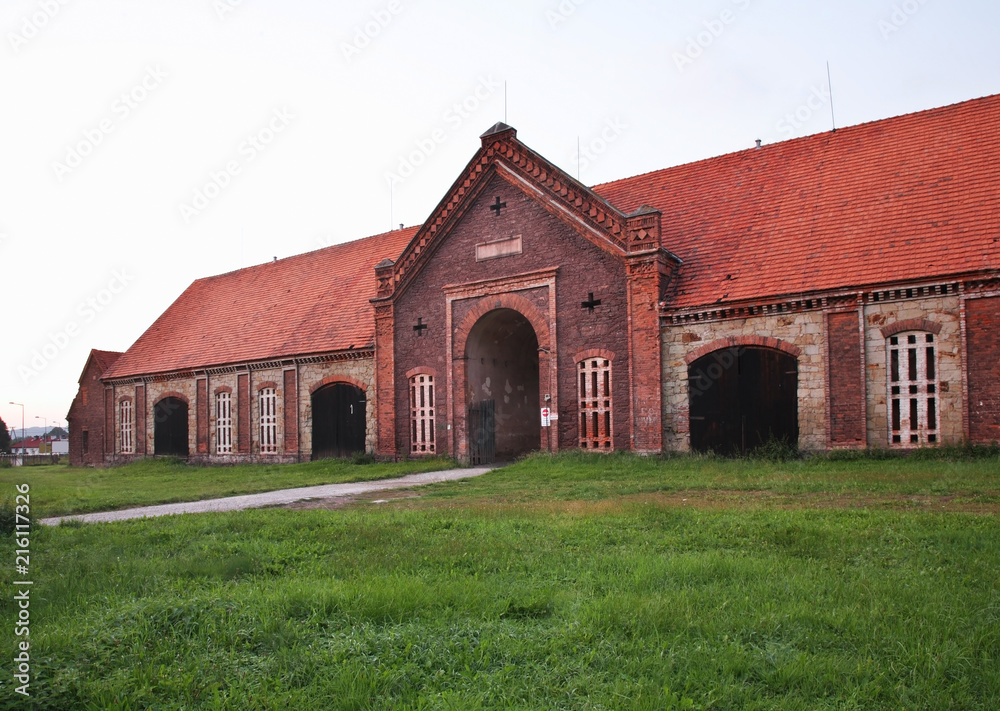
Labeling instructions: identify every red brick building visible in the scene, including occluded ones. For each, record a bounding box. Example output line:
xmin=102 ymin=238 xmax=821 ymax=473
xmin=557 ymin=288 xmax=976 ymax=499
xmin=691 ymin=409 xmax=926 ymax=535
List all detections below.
xmin=67 ymin=349 xmax=123 ymax=466
xmin=75 ymin=95 xmax=1000 ymax=464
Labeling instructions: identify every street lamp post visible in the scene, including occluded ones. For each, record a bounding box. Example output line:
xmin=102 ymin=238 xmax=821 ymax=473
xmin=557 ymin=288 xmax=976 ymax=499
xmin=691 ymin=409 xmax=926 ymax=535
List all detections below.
xmin=9 ymin=402 xmax=25 ymax=457
xmin=35 ymin=416 xmax=48 ymax=453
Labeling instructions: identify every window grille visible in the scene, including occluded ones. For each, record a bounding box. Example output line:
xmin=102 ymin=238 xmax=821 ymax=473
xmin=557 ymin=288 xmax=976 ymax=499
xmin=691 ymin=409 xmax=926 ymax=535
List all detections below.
xmin=888 ymin=332 xmax=939 ymax=446
xmin=410 ymin=373 xmax=435 ymax=454
xmin=259 ymin=388 xmax=278 ymax=454
xmin=216 ymin=392 xmax=233 ymax=454
xmin=120 ymin=399 xmax=134 ymax=454
xmin=579 ymin=359 xmax=613 ymax=450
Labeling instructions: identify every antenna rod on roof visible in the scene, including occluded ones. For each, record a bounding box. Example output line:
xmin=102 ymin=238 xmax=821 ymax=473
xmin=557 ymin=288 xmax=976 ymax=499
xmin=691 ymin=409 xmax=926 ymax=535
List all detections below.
xmin=390 ymin=182 xmax=394 ymax=232
xmin=827 ymin=61 xmax=837 ymax=132
xmin=577 ymin=136 xmax=581 ymax=180
xmin=504 ymin=81 xmax=508 ymax=124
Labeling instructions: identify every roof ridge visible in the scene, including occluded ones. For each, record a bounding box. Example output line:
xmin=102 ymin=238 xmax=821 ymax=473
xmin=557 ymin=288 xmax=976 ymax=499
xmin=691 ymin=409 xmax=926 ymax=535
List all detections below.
xmin=592 ymin=92 xmax=1000 ymax=192
xmin=195 ymin=225 xmax=421 ymax=283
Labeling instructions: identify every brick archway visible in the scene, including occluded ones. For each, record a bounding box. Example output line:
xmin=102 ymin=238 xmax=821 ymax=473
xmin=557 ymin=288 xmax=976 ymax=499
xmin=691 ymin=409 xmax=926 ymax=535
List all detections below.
xmin=684 ymin=335 xmax=802 ymax=365
xmin=453 ymin=292 xmax=552 ymax=356
xmin=309 ymin=375 xmax=368 ymax=395
xmin=451 ymin=293 xmax=554 ymax=462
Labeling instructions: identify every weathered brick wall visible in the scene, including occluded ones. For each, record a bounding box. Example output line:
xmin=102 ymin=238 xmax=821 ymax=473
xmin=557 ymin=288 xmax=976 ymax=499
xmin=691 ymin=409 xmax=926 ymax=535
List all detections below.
xmin=68 ymin=361 xmax=111 ymax=466
xmin=966 ymin=295 xmax=1000 ymax=443
xmin=827 ymin=310 xmax=865 ymax=446
xmin=863 ymin=296 xmax=962 ymax=447
xmin=391 ymin=174 xmax=632 ymax=458
xmin=662 ymin=311 xmax=827 ymax=452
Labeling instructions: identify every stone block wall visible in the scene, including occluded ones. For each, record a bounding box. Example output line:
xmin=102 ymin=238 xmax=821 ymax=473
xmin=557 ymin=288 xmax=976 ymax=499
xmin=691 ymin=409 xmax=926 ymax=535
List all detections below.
xmin=863 ymin=295 xmax=963 ymax=447
xmin=662 ymin=310 xmax=827 ymax=452
xmin=103 ymin=355 xmax=376 ymax=465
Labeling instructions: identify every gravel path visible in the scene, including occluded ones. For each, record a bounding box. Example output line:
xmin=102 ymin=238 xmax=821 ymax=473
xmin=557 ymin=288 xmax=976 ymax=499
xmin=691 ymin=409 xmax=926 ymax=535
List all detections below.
xmin=39 ymin=466 xmax=493 ymax=526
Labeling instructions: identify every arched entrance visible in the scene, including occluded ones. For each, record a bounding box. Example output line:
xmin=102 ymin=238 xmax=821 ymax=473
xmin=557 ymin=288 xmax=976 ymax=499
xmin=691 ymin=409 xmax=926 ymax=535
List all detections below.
xmin=465 ymin=308 xmax=540 ymax=463
xmin=311 ymin=383 xmax=366 ymax=459
xmin=688 ymin=347 xmax=798 ymax=455
xmin=153 ymin=397 xmax=189 ymax=457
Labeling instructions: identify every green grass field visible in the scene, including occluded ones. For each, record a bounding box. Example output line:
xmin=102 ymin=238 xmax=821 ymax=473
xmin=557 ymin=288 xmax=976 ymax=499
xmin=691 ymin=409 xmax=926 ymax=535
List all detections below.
xmin=2 ymin=451 xmax=999 ymax=709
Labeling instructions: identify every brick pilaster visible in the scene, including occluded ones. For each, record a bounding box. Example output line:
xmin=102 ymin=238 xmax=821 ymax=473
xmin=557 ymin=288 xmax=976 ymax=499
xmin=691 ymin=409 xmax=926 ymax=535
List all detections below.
xmin=625 ymin=250 xmax=671 ymax=454
xmin=373 ymin=300 xmax=397 ymax=459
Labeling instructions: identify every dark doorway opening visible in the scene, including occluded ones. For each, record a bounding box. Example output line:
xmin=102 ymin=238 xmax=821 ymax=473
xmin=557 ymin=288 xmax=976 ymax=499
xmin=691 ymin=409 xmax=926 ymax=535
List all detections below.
xmin=312 ymin=383 xmax=366 ymax=459
xmin=465 ymin=308 xmax=540 ymax=463
xmin=154 ymin=397 xmax=189 ymax=457
xmin=688 ymin=347 xmax=798 ymax=455
xmin=468 ymin=399 xmax=496 ymax=466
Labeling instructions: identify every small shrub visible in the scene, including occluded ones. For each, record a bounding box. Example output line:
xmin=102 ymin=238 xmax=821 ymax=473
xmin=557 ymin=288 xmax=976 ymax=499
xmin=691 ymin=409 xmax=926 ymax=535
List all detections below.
xmin=0 ymin=495 xmax=32 ymax=535
xmin=747 ymin=436 xmax=800 ymax=462
xmin=351 ymin=451 xmax=376 ymax=466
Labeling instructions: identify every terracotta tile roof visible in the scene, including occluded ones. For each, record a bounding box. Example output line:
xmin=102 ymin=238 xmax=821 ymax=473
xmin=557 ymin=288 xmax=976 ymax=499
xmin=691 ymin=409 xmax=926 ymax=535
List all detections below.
xmin=593 ymin=94 xmax=1000 ymax=309
xmin=104 ymin=228 xmax=417 ymax=379
xmin=88 ymin=349 xmax=124 ymax=380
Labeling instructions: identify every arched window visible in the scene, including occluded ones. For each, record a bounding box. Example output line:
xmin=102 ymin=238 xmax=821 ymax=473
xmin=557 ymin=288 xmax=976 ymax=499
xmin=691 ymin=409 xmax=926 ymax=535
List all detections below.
xmin=887 ymin=332 xmax=939 ymax=445
xmin=216 ymin=391 xmax=233 ymax=454
xmin=409 ymin=372 xmax=435 ymax=455
xmin=119 ymin=398 xmax=134 ymax=454
xmin=259 ymin=387 xmax=278 ymax=454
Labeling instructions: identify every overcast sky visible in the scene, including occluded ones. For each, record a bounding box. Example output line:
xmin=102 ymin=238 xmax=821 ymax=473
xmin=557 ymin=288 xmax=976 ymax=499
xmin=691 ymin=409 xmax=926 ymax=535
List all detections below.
xmin=1 ymin=0 xmax=998 ymax=434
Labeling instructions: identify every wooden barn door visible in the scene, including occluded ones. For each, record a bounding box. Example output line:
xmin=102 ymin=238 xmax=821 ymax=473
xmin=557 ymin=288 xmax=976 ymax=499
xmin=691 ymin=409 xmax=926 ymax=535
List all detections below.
xmin=688 ymin=347 xmax=798 ymax=455
xmin=312 ymin=384 xmax=366 ymax=459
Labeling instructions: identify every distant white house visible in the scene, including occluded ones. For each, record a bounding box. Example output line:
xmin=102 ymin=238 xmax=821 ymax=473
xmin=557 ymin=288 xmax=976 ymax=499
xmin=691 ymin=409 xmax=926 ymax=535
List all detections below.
xmin=13 ymin=437 xmax=41 ymax=456
xmin=51 ymin=437 xmax=69 ymax=455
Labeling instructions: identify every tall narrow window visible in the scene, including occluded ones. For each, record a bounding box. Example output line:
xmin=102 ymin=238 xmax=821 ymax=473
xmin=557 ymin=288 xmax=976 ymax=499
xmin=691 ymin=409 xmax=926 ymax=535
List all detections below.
xmin=216 ymin=391 xmax=233 ymax=454
xmin=259 ymin=387 xmax=278 ymax=454
xmin=410 ymin=373 xmax=435 ymax=454
xmin=119 ymin=399 xmax=134 ymax=454
xmin=888 ymin=332 xmax=939 ymax=446
xmin=579 ymin=358 xmax=613 ymax=450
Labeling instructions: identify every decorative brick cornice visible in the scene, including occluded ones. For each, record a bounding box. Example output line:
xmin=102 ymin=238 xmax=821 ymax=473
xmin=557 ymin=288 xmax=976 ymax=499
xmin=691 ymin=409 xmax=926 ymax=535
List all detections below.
xmin=665 ymin=280 xmax=967 ymax=326
xmin=684 ymin=336 xmax=802 ymax=365
xmin=103 ymin=351 xmax=373 ymax=386
xmin=381 ymin=126 xmax=662 ymax=301
xmin=309 ymin=375 xmax=368 ymax=395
